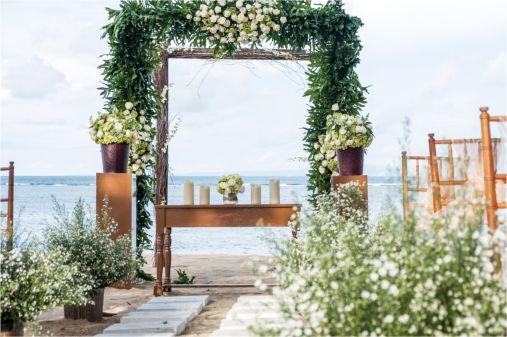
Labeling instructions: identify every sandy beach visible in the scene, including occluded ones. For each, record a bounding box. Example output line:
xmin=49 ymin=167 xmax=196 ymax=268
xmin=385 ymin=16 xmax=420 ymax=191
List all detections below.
xmin=28 ymin=255 xmax=269 ymax=337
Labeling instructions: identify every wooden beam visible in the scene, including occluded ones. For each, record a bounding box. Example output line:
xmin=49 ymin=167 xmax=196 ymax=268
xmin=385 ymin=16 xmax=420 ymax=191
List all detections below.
xmin=155 ymin=50 xmax=169 ymax=206
xmin=166 ymin=47 xmax=310 ymax=61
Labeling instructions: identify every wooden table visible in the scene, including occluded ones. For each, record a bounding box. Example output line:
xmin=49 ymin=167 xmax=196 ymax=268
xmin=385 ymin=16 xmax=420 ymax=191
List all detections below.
xmin=154 ymin=204 xmax=301 ymax=296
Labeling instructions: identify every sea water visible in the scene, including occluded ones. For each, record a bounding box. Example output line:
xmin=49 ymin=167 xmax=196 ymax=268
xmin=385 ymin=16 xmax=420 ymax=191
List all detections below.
xmin=0 ymin=176 xmax=400 ymax=255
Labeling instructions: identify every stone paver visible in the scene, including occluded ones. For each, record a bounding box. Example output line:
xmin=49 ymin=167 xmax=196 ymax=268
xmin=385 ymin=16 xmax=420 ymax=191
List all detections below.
xmin=210 ymin=295 xmax=284 ymax=337
xmin=96 ymin=295 xmax=208 ymax=336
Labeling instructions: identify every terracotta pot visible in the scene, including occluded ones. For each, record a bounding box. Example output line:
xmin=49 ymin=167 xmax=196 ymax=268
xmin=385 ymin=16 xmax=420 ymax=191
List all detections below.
xmin=337 ymin=147 xmax=364 ymax=176
xmin=63 ymin=304 xmax=87 ymax=320
xmin=0 ymin=321 xmax=24 ymax=337
xmin=86 ymin=289 xmax=105 ymax=323
xmin=101 ymin=143 xmax=130 ymax=173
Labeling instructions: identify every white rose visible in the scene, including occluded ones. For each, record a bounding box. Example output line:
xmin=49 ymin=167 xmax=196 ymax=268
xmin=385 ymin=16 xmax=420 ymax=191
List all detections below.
xmin=326 ymin=150 xmax=335 ymax=159
xmin=322 ymin=160 xmax=329 ymax=167
xmin=315 ymin=153 xmax=324 ymax=161
xmin=273 ymin=9 xmax=280 ymax=15
xmin=186 ymin=14 xmax=192 ymax=20
xmin=339 ymin=128 xmax=346 ymax=135
xmin=215 ymin=6 xmax=221 ymax=13
xmin=318 ymin=166 xmax=326 ymax=174
xmin=218 ymin=17 xmax=226 ymax=25
xmin=314 ymin=142 xmax=320 ymax=149
xmin=332 ymin=103 xmax=339 ymax=111
xmin=224 ymin=10 xmax=231 ymax=17
xmin=210 ymin=15 xmax=218 ymax=23
xmin=272 ymin=24 xmax=280 ymax=32
xmin=220 ymin=37 xmax=227 ymax=44
xmin=280 ymin=16 xmax=287 ymax=23
xmin=125 ymin=102 xmax=134 ymax=110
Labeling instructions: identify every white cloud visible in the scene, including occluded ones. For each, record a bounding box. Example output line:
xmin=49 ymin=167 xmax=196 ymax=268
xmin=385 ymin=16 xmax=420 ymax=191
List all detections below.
xmin=1 ymin=57 xmax=67 ymax=100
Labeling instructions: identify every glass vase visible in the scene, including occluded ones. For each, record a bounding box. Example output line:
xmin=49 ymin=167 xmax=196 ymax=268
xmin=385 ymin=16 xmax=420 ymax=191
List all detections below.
xmin=223 ymin=193 xmax=238 ymax=205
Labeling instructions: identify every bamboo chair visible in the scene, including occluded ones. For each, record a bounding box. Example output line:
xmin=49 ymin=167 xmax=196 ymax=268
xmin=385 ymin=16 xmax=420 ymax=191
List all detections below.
xmin=0 ymin=162 xmax=14 ymax=250
xmin=401 ymin=152 xmax=431 ymax=223
xmin=428 ymin=135 xmax=484 ymax=212
xmin=480 ymin=107 xmax=507 ymax=231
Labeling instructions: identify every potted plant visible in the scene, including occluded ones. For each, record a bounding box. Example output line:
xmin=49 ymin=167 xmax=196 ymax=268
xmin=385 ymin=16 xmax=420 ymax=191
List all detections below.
xmin=322 ymin=106 xmax=373 ymax=176
xmin=89 ymin=102 xmax=140 ymax=173
xmin=45 ymin=199 xmax=137 ymax=322
xmin=216 ymin=174 xmax=245 ymax=204
xmin=0 ymin=241 xmax=88 ymax=336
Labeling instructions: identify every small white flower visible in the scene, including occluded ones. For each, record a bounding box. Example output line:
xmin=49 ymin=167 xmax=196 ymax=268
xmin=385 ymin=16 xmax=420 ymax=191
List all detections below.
xmin=383 ymin=315 xmax=394 ymax=324
xmin=280 ymin=16 xmax=287 ymax=24
xmin=398 ymin=314 xmax=409 ymax=324
xmin=125 ymin=102 xmax=134 ymax=110
xmin=332 ymin=103 xmax=339 ymax=111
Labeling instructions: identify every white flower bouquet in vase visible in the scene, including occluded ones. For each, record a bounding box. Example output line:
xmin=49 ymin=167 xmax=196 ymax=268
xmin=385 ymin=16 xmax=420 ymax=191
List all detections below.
xmin=217 ymin=174 xmax=245 ymax=204
xmin=322 ymin=106 xmax=373 ymax=176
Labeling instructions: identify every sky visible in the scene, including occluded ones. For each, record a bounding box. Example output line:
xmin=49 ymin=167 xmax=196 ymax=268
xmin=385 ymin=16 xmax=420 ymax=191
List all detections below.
xmin=0 ymin=0 xmax=505 ymax=176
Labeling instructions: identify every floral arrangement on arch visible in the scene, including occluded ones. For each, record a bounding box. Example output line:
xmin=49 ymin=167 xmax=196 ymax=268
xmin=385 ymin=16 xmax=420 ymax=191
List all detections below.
xmin=190 ymin=0 xmax=287 ymax=46
xmin=217 ymin=174 xmax=245 ymax=195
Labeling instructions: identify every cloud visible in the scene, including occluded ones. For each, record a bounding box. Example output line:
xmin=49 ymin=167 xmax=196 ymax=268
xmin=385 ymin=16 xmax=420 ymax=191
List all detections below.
xmin=1 ymin=57 xmax=67 ymax=100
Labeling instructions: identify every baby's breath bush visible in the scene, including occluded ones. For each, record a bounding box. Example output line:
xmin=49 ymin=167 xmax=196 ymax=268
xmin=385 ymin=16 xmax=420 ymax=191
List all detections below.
xmin=0 ymin=244 xmax=88 ymax=323
xmin=45 ymin=198 xmax=137 ymax=291
xmin=254 ymin=184 xmax=507 ymax=337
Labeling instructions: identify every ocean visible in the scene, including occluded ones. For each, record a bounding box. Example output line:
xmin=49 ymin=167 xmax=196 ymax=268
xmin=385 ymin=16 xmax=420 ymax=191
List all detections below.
xmin=0 ymin=176 xmax=400 ymax=255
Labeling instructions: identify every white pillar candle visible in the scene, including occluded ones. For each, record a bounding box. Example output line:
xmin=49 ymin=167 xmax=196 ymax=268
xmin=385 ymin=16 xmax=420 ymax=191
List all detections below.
xmin=269 ymin=179 xmax=280 ymax=204
xmin=183 ymin=180 xmax=194 ymax=205
xmin=251 ymin=184 xmax=261 ymax=205
xmin=199 ymin=185 xmax=210 ymax=205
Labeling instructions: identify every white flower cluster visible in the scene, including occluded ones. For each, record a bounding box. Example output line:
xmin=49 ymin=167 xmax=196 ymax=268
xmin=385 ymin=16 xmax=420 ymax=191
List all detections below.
xmin=251 ymin=185 xmax=507 ymax=337
xmin=45 ymin=199 xmax=137 ymax=290
xmin=189 ymin=0 xmax=287 ymax=46
xmin=0 ymin=247 xmax=89 ymax=323
xmin=313 ymin=140 xmax=338 ymax=175
xmin=216 ymin=174 xmax=245 ymax=195
xmin=323 ymin=105 xmax=373 ymax=151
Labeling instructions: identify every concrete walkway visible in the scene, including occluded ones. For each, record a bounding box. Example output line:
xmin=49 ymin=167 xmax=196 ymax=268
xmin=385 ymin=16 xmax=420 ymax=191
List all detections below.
xmin=96 ymin=295 xmax=209 ymax=337
xmin=210 ymin=295 xmax=283 ymax=337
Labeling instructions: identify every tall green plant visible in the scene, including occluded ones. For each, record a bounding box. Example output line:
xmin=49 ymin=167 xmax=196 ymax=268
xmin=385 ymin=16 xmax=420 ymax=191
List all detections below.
xmin=45 ymin=199 xmax=137 ymax=290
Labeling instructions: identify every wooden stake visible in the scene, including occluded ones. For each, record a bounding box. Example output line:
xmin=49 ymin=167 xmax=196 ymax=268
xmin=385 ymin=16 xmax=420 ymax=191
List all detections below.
xmin=428 ymin=134 xmax=442 ymax=212
xmin=480 ymin=107 xmax=498 ymax=231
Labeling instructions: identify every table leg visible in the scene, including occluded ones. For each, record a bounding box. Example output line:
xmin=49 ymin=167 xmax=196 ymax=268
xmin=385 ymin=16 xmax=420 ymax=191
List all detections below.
xmin=154 ymin=232 xmax=164 ymax=296
xmin=163 ymin=227 xmax=172 ymax=292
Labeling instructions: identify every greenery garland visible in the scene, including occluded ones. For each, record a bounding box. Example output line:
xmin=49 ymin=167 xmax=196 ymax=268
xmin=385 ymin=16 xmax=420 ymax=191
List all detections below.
xmin=100 ymin=0 xmax=367 ymax=276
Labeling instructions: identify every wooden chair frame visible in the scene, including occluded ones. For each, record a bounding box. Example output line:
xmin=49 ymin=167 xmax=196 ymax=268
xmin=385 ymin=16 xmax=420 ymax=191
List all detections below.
xmin=401 ymin=152 xmax=431 ymax=223
xmin=428 ymin=135 xmax=484 ymax=212
xmin=480 ymin=107 xmax=507 ymax=231
xmin=1 ymin=162 xmax=14 ymax=250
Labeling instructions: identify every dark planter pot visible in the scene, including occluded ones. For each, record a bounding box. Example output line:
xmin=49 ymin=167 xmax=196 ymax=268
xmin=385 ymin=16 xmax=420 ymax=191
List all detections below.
xmin=337 ymin=147 xmax=364 ymax=176
xmin=0 ymin=321 xmax=24 ymax=337
xmin=63 ymin=304 xmax=87 ymax=320
xmin=101 ymin=143 xmax=130 ymax=173
xmin=86 ymin=289 xmax=105 ymax=323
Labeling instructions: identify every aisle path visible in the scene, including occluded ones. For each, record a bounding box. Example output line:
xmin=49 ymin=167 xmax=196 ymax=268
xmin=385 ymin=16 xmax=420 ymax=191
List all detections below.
xmin=95 ymin=295 xmax=209 ymax=337
xmin=210 ymin=295 xmax=283 ymax=337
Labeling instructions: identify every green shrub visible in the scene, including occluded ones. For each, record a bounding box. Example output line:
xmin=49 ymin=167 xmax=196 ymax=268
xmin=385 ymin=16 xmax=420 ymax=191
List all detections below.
xmin=45 ymin=198 xmax=137 ymax=290
xmin=254 ymin=184 xmax=507 ymax=337
xmin=0 ymin=244 xmax=88 ymax=323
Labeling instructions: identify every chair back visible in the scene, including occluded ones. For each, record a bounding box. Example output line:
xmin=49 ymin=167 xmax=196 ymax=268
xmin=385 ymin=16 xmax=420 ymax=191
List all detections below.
xmin=480 ymin=107 xmax=507 ymax=231
xmin=1 ymin=162 xmax=15 ymax=250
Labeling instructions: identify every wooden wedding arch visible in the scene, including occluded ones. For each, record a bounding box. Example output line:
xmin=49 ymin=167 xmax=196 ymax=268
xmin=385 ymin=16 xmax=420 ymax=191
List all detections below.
xmin=152 ymin=48 xmax=308 ymax=295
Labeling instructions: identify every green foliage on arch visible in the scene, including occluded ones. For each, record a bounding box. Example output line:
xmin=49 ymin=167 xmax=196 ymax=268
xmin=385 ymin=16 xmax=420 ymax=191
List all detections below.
xmin=99 ymin=0 xmax=367 ymax=274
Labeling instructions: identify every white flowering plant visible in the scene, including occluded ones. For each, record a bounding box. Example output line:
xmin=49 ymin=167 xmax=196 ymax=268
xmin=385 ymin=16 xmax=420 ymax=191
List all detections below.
xmin=325 ymin=110 xmax=373 ymax=151
xmin=253 ymin=184 xmax=507 ymax=337
xmin=216 ymin=174 xmax=245 ymax=195
xmin=89 ymin=102 xmax=141 ymax=145
xmin=190 ymin=0 xmax=287 ymax=48
xmin=0 ymin=242 xmax=89 ymax=323
xmin=45 ymin=198 xmax=137 ymax=291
